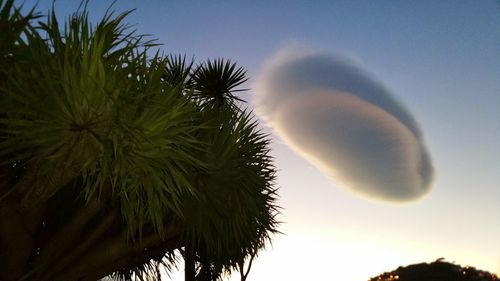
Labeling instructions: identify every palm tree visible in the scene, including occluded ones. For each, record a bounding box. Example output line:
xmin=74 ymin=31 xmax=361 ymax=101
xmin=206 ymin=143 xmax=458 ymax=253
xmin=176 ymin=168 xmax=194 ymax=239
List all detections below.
xmin=191 ymin=58 xmax=248 ymax=110
xmin=161 ymin=55 xmax=278 ymax=281
xmin=0 ymin=2 xmax=279 ymax=281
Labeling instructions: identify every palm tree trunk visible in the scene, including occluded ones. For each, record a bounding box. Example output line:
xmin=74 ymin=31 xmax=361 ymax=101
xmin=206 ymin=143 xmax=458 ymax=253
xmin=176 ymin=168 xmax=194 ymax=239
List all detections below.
xmin=184 ymin=244 xmax=196 ymax=281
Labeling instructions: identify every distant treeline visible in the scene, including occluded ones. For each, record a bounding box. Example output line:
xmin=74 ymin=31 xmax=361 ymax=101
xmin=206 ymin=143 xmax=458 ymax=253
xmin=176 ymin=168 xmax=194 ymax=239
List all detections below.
xmin=369 ymin=259 xmax=498 ymax=281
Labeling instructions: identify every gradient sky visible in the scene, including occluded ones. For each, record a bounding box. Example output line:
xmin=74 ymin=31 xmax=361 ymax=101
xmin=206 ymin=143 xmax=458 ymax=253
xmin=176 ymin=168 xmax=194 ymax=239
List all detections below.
xmin=21 ymin=1 xmax=500 ymax=280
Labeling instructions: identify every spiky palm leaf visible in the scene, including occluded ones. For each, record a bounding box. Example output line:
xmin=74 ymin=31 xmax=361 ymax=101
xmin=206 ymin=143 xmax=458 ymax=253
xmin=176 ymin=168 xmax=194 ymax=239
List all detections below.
xmin=0 ymin=0 xmax=40 ymax=74
xmin=191 ymin=59 xmax=248 ymax=110
xmin=163 ymin=54 xmax=195 ymax=90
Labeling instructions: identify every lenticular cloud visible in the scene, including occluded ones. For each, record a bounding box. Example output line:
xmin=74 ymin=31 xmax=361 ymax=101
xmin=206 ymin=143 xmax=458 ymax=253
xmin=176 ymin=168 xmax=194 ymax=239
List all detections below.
xmin=254 ymin=48 xmax=434 ymax=202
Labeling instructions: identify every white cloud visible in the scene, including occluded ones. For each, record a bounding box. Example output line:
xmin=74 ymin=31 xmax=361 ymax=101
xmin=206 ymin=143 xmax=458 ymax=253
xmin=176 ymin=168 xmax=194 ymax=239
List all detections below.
xmin=254 ymin=48 xmax=434 ymax=202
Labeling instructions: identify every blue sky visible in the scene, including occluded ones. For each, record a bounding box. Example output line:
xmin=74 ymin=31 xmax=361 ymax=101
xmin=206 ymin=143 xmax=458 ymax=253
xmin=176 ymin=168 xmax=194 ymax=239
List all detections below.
xmin=21 ymin=1 xmax=500 ymax=280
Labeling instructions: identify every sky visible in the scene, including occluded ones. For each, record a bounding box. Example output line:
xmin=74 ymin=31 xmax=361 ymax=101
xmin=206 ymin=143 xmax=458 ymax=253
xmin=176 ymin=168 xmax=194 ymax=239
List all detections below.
xmin=20 ymin=1 xmax=500 ymax=280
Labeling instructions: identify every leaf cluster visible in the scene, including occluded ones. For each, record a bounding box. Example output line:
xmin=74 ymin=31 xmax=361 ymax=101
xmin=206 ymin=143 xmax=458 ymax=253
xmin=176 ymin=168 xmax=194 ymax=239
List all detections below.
xmin=0 ymin=2 xmax=279 ymax=280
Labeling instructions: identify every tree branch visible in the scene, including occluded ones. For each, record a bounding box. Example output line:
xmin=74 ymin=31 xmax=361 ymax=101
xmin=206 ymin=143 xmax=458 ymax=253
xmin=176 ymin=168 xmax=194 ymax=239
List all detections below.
xmin=0 ymin=201 xmax=36 ymax=281
xmin=0 ymin=161 xmax=46 ymax=281
xmin=17 ymin=160 xmax=79 ymax=207
xmin=30 ymin=199 xmax=102 ymax=275
xmin=53 ymin=224 xmax=182 ymax=281
xmin=36 ymin=209 xmax=119 ymax=281
xmin=184 ymin=243 xmax=196 ymax=281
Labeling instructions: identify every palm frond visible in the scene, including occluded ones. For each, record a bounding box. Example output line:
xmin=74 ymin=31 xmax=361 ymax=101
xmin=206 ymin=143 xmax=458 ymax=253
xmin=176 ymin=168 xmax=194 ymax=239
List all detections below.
xmin=191 ymin=58 xmax=248 ymax=110
xmin=180 ymin=109 xmax=280 ymax=277
xmin=0 ymin=0 xmax=41 ymax=85
xmin=163 ymin=54 xmax=195 ymax=90
xmin=0 ymin=6 xmax=207 ymax=236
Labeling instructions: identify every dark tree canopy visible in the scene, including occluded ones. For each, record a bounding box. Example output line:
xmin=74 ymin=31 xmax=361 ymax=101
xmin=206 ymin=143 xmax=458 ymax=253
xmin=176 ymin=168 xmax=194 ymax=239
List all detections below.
xmin=0 ymin=1 xmax=279 ymax=280
xmin=370 ymin=259 xmax=498 ymax=281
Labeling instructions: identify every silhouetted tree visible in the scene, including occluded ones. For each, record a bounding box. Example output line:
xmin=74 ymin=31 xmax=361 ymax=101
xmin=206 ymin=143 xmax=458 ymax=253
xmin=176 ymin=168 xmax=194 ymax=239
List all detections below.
xmin=369 ymin=259 xmax=498 ymax=281
xmin=0 ymin=1 xmax=279 ymax=280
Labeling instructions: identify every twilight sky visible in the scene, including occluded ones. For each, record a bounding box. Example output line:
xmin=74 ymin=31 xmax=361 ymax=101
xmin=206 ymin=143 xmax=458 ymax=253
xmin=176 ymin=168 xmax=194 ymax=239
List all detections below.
xmin=22 ymin=1 xmax=499 ymax=280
